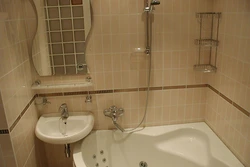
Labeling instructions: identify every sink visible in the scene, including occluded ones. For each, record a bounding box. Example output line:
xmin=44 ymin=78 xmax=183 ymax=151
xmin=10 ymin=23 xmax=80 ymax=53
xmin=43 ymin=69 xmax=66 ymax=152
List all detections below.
xmin=35 ymin=112 xmax=94 ymax=144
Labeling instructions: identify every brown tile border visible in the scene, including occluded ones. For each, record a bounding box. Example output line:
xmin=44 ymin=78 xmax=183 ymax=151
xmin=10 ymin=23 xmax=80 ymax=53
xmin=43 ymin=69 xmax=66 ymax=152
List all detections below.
xmin=64 ymin=91 xmax=88 ymax=96
xmin=187 ymin=84 xmax=208 ymax=88
xmin=9 ymin=94 xmax=37 ymax=132
xmin=89 ymin=90 xmax=114 ymax=94
xmin=149 ymin=87 xmax=163 ymax=91
xmin=0 ymin=129 xmax=9 ymax=134
xmin=208 ymin=85 xmax=250 ymax=117
xmin=163 ymin=85 xmax=186 ymax=89
xmin=36 ymin=84 xmax=208 ymax=97
xmin=139 ymin=87 xmax=148 ymax=91
xmin=207 ymin=85 xmax=220 ymax=94
xmin=219 ymin=93 xmax=233 ymax=104
xmin=114 ymin=88 xmax=139 ymax=93
xmin=232 ymin=103 xmax=250 ymax=117
xmin=39 ymin=93 xmax=64 ymax=97
xmin=5 ymin=83 xmax=249 ymax=136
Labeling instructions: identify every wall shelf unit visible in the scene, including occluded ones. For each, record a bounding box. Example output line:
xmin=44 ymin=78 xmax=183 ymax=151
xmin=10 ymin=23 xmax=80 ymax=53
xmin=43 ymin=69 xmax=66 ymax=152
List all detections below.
xmin=194 ymin=12 xmax=221 ymax=73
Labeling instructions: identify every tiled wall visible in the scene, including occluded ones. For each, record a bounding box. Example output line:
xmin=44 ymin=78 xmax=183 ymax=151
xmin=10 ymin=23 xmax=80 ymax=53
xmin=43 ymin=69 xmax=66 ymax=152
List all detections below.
xmin=0 ymin=93 xmax=16 ymax=167
xmin=11 ymin=102 xmax=47 ymax=167
xmin=0 ymin=0 xmax=46 ymax=167
xmin=0 ymin=0 xmax=249 ymax=167
xmin=41 ymin=87 xmax=207 ymax=130
xmin=37 ymin=1 xmax=214 ymax=166
xmin=205 ymin=0 xmax=250 ymax=166
xmin=36 ymin=0 xmax=214 ymax=127
xmin=38 ymin=0 xmax=214 ymax=88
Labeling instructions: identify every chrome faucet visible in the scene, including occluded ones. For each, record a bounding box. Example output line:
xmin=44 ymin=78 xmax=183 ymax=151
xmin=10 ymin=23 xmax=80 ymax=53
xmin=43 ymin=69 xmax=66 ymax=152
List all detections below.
xmin=104 ymin=105 xmax=124 ymax=132
xmin=59 ymin=103 xmax=69 ymax=119
xmin=144 ymin=0 xmax=161 ymax=12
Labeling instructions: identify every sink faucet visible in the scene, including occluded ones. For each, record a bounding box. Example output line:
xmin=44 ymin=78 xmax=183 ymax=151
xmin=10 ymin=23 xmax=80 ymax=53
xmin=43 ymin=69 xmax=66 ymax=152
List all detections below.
xmin=59 ymin=103 xmax=69 ymax=119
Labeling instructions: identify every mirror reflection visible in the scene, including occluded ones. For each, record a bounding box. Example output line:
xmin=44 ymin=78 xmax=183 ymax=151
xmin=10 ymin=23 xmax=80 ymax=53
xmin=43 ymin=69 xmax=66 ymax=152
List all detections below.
xmin=32 ymin=0 xmax=92 ymax=76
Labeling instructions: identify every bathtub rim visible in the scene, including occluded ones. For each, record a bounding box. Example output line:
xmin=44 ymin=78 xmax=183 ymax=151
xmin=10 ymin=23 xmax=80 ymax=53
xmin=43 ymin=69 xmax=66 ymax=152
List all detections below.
xmin=73 ymin=122 xmax=244 ymax=167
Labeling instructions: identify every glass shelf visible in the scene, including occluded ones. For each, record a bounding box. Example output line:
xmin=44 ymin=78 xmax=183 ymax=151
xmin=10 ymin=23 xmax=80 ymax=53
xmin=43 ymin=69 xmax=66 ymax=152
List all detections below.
xmin=195 ymin=39 xmax=219 ymax=47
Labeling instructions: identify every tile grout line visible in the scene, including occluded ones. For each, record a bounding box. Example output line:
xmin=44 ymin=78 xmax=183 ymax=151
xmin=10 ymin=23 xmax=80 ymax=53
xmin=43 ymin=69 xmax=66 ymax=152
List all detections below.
xmin=1 ymin=84 xmax=249 ymax=136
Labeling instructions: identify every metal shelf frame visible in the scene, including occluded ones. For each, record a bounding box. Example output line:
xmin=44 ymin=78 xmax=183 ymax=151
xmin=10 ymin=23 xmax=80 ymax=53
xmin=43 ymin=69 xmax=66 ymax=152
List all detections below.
xmin=194 ymin=12 xmax=221 ymax=73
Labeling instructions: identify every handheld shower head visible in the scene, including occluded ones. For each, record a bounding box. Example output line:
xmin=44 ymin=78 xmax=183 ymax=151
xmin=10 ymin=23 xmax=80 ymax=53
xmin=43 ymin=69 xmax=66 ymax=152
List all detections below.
xmin=151 ymin=0 xmax=160 ymax=5
xmin=144 ymin=0 xmax=160 ymax=12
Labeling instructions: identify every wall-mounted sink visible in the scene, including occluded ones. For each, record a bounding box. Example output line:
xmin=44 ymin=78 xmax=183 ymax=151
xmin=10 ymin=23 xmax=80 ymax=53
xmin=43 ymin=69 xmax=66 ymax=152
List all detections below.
xmin=35 ymin=112 xmax=94 ymax=144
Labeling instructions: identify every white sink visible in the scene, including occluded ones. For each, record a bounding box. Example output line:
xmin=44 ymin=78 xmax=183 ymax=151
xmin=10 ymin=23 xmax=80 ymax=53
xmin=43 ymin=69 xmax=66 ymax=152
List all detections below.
xmin=35 ymin=112 xmax=94 ymax=144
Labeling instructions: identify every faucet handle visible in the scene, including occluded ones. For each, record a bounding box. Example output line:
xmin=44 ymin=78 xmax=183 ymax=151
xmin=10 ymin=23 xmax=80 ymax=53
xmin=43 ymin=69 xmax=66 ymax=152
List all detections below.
xmin=103 ymin=109 xmax=112 ymax=117
xmin=60 ymin=103 xmax=67 ymax=108
xmin=117 ymin=108 xmax=124 ymax=116
xmin=109 ymin=105 xmax=117 ymax=111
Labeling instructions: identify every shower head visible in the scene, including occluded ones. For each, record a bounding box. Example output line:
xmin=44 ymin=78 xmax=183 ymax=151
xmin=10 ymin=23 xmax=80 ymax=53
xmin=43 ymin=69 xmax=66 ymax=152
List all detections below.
xmin=151 ymin=0 xmax=160 ymax=5
xmin=144 ymin=0 xmax=160 ymax=12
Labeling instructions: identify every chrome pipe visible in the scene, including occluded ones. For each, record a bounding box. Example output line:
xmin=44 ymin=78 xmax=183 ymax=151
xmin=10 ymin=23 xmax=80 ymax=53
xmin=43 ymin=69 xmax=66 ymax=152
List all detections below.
xmin=113 ymin=121 xmax=125 ymax=132
xmin=64 ymin=144 xmax=71 ymax=158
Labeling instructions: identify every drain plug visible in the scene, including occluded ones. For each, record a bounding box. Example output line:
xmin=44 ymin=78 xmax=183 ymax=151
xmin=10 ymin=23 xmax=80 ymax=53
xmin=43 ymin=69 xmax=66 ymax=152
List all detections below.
xmin=139 ymin=161 xmax=148 ymax=167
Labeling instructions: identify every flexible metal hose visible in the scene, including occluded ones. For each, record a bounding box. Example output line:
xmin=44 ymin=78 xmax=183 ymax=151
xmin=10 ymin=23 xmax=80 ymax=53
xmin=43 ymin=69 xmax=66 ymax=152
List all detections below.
xmin=124 ymin=8 xmax=152 ymax=133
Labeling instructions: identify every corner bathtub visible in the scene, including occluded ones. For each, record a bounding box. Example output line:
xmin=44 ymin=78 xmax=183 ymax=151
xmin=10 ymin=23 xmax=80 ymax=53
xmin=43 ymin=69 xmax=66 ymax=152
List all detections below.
xmin=73 ymin=122 xmax=244 ymax=167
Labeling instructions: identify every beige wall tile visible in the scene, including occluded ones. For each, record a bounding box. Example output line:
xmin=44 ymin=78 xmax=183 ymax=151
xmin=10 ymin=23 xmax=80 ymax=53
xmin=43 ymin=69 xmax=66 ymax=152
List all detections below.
xmin=0 ymin=135 xmax=14 ymax=157
xmin=3 ymin=0 xmax=250 ymax=167
xmin=0 ymin=93 xmax=8 ymax=129
xmin=205 ymin=88 xmax=250 ymax=167
xmin=4 ymin=156 xmax=17 ymax=167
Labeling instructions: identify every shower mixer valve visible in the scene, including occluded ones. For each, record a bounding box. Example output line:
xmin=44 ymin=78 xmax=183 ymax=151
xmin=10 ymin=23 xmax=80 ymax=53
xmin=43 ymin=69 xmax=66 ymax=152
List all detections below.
xmin=104 ymin=105 xmax=125 ymax=132
xmin=103 ymin=106 xmax=124 ymax=122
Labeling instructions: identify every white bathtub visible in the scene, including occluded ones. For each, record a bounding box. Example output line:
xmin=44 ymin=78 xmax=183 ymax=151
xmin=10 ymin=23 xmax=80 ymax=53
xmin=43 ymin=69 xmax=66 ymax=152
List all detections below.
xmin=73 ymin=122 xmax=244 ymax=167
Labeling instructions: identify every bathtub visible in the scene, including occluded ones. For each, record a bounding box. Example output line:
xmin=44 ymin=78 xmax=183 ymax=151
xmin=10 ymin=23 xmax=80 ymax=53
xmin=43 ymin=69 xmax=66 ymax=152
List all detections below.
xmin=73 ymin=122 xmax=244 ymax=167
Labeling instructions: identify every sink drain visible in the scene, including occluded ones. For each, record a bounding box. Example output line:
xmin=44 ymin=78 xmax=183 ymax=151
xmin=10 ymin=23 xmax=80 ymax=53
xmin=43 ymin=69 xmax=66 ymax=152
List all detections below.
xmin=139 ymin=161 xmax=148 ymax=167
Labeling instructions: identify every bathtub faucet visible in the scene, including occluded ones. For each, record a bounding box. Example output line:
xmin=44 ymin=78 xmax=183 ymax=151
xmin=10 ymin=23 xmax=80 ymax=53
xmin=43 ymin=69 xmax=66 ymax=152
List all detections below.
xmin=103 ymin=105 xmax=125 ymax=132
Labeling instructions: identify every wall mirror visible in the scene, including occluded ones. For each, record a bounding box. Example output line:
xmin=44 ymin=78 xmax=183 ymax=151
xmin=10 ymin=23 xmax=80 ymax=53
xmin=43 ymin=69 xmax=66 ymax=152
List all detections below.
xmin=31 ymin=0 xmax=92 ymax=76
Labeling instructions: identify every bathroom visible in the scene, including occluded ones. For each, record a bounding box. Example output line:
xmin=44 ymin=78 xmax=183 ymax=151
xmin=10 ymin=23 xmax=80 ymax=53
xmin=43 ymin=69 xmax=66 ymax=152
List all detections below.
xmin=0 ymin=0 xmax=249 ymax=167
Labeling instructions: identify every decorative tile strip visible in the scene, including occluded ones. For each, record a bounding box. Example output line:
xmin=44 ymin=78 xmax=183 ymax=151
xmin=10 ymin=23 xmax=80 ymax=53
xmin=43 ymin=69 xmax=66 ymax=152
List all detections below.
xmin=219 ymin=93 xmax=233 ymax=104
xmin=114 ymin=88 xmax=138 ymax=93
xmin=9 ymin=83 xmax=247 ymax=134
xmin=149 ymin=87 xmax=163 ymax=91
xmin=64 ymin=91 xmax=88 ymax=96
xmin=37 ymin=85 xmax=209 ymax=96
xmin=113 ymin=89 xmax=126 ymax=93
xmin=39 ymin=93 xmax=64 ymax=97
xmin=232 ymin=103 xmax=250 ymax=117
xmin=89 ymin=90 xmax=113 ymax=94
xmin=0 ymin=129 xmax=9 ymax=134
xmin=9 ymin=115 xmax=21 ymax=132
xmin=186 ymin=84 xmax=208 ymax=88
xmin=139 ymin=87 xmax=148 ymax=91
xmin=207 ymin=85 xmax=220 ymax=94
xmin=9 ymin=83 xmax=248 ymax=135
xmin=163 ymin=85 xmax=186 ymax=89
xmin=9 ymin=94 xmax=37 ymax=132
xmin=208 ymin=85 xmax=250 ymax=117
